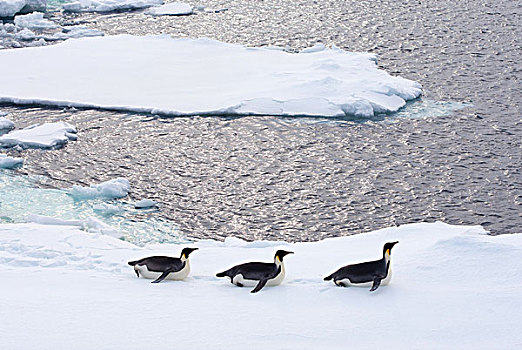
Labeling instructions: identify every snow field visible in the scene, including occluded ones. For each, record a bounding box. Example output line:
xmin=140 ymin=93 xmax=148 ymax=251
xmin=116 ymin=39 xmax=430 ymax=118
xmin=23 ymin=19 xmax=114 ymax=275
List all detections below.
xmin=0 ymin=221 xmax=520 ymax=349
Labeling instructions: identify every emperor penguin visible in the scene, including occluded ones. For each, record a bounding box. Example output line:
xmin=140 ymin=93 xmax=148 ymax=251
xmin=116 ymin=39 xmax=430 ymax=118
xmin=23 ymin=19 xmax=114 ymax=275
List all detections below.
xmin=128 ymin=247 xmax=198 ymax=283
xmin=324 ymin=241 xmax=398 ymax=291
xmin=216 ymin=250 xmax=294 ymax=293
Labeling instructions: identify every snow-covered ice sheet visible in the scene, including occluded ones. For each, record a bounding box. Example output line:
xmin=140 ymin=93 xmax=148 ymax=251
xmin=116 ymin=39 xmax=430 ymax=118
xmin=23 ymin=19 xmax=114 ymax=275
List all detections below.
xmin=0 ymin=154 xmax=23 ymax=168
xmin=0 ymin=35 xmax=422 ymax=118
xmin=145 ymin=2 xmax=192 ymax=16
xmin=0 ymin=121 xmax=76 ymax=148
xmin=0 ymin=221 xmax=520 ymax=349
xmin=63 ymin=0 xmax=162 ymax=12
xmin=68 ymin=177 xmax=130 ymax=199
xmin=0 ymin=0 xmax=46 ymax=17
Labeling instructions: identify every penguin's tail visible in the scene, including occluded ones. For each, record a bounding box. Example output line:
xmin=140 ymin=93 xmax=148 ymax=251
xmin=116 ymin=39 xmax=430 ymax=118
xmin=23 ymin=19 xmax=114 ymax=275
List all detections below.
xmin=323 ymin=274 xmax=334 ymax=281
xmin=128 ymin=260 xmax=138 ymax=266
xmin=216 ymin=270 xmax=230 ymax=278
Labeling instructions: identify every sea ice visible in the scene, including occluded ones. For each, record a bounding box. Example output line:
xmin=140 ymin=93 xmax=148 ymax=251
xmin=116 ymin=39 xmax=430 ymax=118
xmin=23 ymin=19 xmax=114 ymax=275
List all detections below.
xmin=145 ymin=2 xmax=192 ymax=16
xmin=0 ymin=154 xmax=24 ymax=168
xmin=0 ymin=116 xmax=15 ymax=131
xmin=0 ymin=221 xmax=520 ymax=349
xmin=0 ymin=35 xmax=422 ymax=118
xmin=63 ymin=0 xmax=163 ymax=12
xmin=93 ymin=202 xmax=124 ymax=215
xmin=0 ymin=121 xmax=77 ymax=149
xmin=13 ymin=12 xmax=58 ymax=30
xmin=134 ymin=199 xmax=157 ymax=208
xmin=0 ymin=0 xmax=46 ymax=17
xmin=68 ymin=178 xmax=131 ymax=199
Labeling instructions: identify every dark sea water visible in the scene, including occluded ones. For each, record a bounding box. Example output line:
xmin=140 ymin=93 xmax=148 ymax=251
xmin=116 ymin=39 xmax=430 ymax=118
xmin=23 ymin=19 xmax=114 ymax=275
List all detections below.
xmin=1 ymin=0 xmax=521 ymax=241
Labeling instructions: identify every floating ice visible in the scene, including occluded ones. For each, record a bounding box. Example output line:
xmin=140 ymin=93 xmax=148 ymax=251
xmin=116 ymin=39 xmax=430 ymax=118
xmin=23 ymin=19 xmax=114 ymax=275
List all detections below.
xmin=0 ymin=116 xmax=15 ymax=131
xmin=0 ymin=154 xmax=24 ymax=168
xmin=0 ymin=35 xmax=422 ymax=118
xmin=0 ymin=171 xmax=184 ymax=244
xmin=134 ymin=199 xmax=157 ymax=208
xmin=44 ymin=25 xmax=104 ymax=40
xmin=93 ymin=202 xmax=124 ymax=215
xmin=68 ymin=178 xmax=131 ymax=200
xmin=0 ymin=121 xmax=77 ymax=149
xmin=14 ymin=12 xmax=58 ymax=30
xmin=145 ymin=2 xmax=192 ymax=16
xmin=0 ymin=0 xmax=46 ymax=17
xmin=63 ymin=0 xmax=162 ymax=12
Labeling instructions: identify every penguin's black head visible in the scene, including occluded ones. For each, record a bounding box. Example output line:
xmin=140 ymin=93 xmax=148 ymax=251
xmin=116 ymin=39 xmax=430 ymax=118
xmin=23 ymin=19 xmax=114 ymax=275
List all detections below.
xmin=180 ymin=247 xmax=198 ymax=259
xmin=274 ymin=250 xmax=294 ymax=262
xmin=383 ymin=241 xmax=399 ymax=255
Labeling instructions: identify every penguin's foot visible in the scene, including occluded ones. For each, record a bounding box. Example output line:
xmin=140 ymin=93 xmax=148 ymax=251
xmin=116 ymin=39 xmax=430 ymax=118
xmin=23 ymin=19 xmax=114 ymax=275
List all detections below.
xmin=134 ymin=269 xmax=139 ymax=278
xmin=235 ymin=282 xmax=244 ymax=287
xmin=335 ymin=280 xmax=347 ymax=287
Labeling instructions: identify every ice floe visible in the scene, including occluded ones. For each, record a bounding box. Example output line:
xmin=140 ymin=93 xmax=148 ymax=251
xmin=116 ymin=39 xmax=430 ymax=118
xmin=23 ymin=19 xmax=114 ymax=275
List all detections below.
xmin=0 ymin=154 xmax=24 ymax=168
xmin=13 ymin=12 xmax=57 ymax=30
xmin=145 ymin=2 xmax=192 ymax=16
xmin=0 ymin=0 xmax=46 ymax=17
xmin=0 ymin=35 xmax=422 ymax=118
xmin=0 ymin=121 xmax=77 ymax=149
xmin=0 ymin=116 xmax=15 ymax=131
xmin=134 ymin=198 xmax=157 ymax=208
xmin=63 ymin=0 xmax=163 ymax=12
xmin=68 ymin=178 xmax=131 ymax=199
xmin=0 ymin=221 xmax=520 ymax=349
xmin=1 ymin=13 xmax=103 ymax=49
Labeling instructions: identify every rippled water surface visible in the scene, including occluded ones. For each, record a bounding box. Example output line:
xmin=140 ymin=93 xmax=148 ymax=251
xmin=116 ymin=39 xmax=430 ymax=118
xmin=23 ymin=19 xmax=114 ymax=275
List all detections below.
xmin=1 ymin=0 xmax=521 ymax=241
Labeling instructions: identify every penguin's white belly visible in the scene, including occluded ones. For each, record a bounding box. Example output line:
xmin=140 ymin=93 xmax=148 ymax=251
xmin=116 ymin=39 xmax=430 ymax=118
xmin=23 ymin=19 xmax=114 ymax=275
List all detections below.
xmin=233 ymin=269 xmax=286 ymax=287
xmin=338 ymin=269 xmax=392 ymax=287
xmin=135 ymin=263 xmax=190 ymax=280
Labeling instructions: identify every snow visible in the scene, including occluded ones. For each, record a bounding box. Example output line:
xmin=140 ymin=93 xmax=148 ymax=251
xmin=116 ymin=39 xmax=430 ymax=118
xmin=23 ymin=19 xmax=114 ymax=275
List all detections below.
xmin=145 ymin=2 xmax=192 ymax=16
xmin=0 ymin=116 xmax=15 ymax=131
xmin=0 ymin=121 xmax=77 ymax=149
xmin=63 ymin=0 xmax=162 ymax=12
xmin=13 ymin=12 xmax=57 ymax=30
xmin=0 ymin=35 xmax=422 ymax=118
xmin=68 ymin=177 xmax=131 ymax=199
xmin=0 ymin=221 xmax=520 ymax=349
xmin=0 ymin=154 xmax=24 ymax=168
xmin=0 ymin=0 xmax=26 ymax=17
xmin=134 ymin=198 xmax=157 ymax=208
xmin=0 ymin=0 xmax=46 ymax=17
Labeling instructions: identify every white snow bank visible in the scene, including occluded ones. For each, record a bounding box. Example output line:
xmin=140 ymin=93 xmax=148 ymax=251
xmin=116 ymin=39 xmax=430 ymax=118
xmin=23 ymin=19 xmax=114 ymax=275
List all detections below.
xmin=0 ymin=121 xmax=77 ymax=149
xmin=145 ymin=2 xmax=192 ymax=16
xmin=92 ymin=202 xmax=124 ymax=214
xmin=0 ymin=154 xmax=24 ymax=168
xmin=0 ymin=35 xmax=422 ymax=118
xmin=0 ymin=116 xmax=15 ymax=131
xmin=0 ymin=221 xmax=520 ymax=349
xmin=0 ymin=0 xmax=46 ymax=17
xmin=68 ymin=178 xmax=130 ymax=199
xmin=13 ymin=12 xmax=57 ymax=30
xmin=63 ymin=0 xmax=162 ymax=12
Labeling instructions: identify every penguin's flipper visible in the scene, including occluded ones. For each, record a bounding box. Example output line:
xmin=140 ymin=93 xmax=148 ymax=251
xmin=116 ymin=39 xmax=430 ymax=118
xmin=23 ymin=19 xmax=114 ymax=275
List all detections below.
xmin=369 ymin=277 xmax=382 ymax=292
xmin=251 ymin=279 xmax=268 ymax=294
xmin=151 ymin=270 xmax=172 ymax=284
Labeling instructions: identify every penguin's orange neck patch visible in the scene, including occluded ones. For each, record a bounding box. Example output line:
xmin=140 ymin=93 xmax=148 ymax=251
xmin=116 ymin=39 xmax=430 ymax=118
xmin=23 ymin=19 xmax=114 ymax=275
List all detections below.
xmin=386 ymin=249 xmax=390 ymax=255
